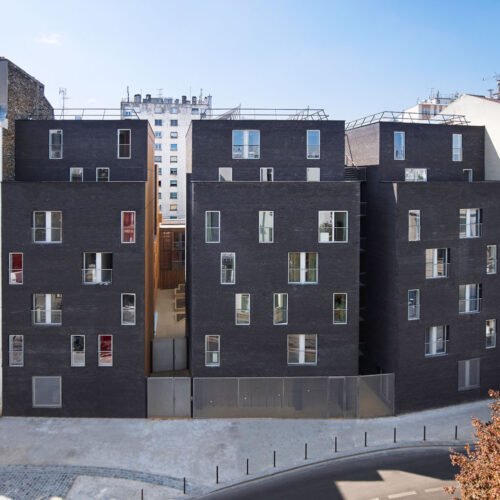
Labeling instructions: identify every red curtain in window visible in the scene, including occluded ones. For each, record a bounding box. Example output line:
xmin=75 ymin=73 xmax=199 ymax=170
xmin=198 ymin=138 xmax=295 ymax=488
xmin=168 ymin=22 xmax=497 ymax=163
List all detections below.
xmin=122 ymin=212 xmax=135 ymax=243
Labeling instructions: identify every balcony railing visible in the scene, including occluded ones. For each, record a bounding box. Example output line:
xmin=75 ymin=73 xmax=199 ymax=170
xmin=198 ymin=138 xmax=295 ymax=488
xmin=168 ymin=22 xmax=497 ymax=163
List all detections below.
xmin=487 ymin=259 xmax=497 ymax=274
xmin=32 ymin=309 xmax=62 ymax=325
xmin=459 ymin=223 xmax=482 ymax=238
xmin=32 ymin=227 xmax=62 ymax=243
xmin=425 ymin=262 xmax=449 ymax=279
xmin=459 ymin=298 xmax=481 ymax=314
xmin=425 ymin=341 xmax=448 ymax=356
xmin=82 ymin=268 xmax=112 ymax=285
xmin=408 ymin=304 xmax=420 ymax=320
xmin=232 ymin=145 xmax=260 ymax=159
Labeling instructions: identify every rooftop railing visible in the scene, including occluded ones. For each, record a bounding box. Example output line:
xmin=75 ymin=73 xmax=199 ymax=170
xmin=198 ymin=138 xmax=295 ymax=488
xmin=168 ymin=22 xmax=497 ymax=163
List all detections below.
xmin=200 ymin=106 xmax=329 ymax=120
xmin=29 ymin=108 xmax=141 ymax=120
xmin=345 ymin=111 xmax=469 ymax=130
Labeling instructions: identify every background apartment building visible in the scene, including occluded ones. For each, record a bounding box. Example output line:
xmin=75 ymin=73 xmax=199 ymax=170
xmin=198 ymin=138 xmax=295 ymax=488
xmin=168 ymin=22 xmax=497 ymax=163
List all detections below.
xmin=121 ymin=92 xmax=212 ymax=221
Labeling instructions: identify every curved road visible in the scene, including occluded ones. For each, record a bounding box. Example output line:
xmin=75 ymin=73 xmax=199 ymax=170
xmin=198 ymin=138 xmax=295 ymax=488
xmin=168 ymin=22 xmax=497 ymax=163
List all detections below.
xmin=198 ymin=446 xmax=461 ymax=500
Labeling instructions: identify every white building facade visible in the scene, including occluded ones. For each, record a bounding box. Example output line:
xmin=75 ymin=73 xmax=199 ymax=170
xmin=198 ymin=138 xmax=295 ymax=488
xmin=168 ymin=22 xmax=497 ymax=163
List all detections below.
xmin=121 ymin=93 xmax=212 ymax=220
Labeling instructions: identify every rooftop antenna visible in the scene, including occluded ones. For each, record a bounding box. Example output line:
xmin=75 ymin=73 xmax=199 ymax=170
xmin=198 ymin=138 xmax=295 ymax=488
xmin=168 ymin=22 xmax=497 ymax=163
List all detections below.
xmin=126 ymin=86 xmax=130 ymax=103
xmin=157 ymin=88 xmax=163 ymax=97
xmin=199 ymin=88 xmax=203 ymax=102
xmin=59 ymin=88 xmax=68 ymax=118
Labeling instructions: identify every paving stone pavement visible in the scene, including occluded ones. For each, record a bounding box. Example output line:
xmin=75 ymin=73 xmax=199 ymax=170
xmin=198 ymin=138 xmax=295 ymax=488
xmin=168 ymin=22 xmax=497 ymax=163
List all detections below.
xmin=0 ymin=465 xmax=200 ymax=500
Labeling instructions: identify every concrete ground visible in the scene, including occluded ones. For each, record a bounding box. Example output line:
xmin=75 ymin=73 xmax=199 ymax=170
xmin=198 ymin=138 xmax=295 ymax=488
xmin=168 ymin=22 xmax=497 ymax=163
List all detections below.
xmin=0 ymin=399 xmax=492 ymax=499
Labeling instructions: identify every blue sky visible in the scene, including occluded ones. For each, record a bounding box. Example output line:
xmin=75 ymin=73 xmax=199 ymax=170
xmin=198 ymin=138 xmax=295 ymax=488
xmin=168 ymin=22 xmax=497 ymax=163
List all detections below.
xmin=2 ymin=0 xmax=499 ymax=121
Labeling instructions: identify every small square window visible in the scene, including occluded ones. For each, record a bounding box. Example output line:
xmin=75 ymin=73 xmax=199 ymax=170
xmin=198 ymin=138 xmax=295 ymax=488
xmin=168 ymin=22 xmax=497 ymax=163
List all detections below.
xmin=155 ymin=143 xmax=162 ymax=151
xmin=287 ymin=334 xmax=317 ymax=365
xmin=260 ymin=168 xmax=273 ymax=182
xmin=154 ymin=131 xmax=162 ymax=138
xmin=9 ymin=253 xmax=23 ymax=284
xmin=170 ymin=120 xmax=178 ymax=126
xmin=219 ymin=168 xmax=232 ymax=181
xmin=170 ymin=204 xmax=177 ymax=211
xmin=307 ymin=168 xmax=320 ymax=182
xmin=70 ymin=167 xmax=83 ymax=182
xmin=33 ymin=211 xmax=62 ymax=243
xmin=155 ymin=156 xmax=162 ymax=162
xmin=154 ymin=119 xmax=163 ymax=126
xmin=170 ymin=180 xmax=177 ymax=187
xmin=170 ymin=156 xmax=178 ymax=163
xmin=170 ymin=192 xmax=178 ymax=199
xmin=96 ymin=168 xmax=110 ymax=182
xmin=170 ymin=168 xmax=177 ymax=175
xmin=318 ymin=211 xmax=348 ymax=243
xmin=170 ymin=144 xmax=178 ymax=151
xmin=98 ymin=335 xmax=113 ymax=366
xmin=170 ymin=132 xmax=178 ymax=138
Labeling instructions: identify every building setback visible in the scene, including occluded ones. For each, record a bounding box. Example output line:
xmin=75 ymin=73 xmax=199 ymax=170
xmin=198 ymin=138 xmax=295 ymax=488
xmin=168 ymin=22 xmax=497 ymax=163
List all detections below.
xmin=2 ymin=119 xmax=155 ymax=417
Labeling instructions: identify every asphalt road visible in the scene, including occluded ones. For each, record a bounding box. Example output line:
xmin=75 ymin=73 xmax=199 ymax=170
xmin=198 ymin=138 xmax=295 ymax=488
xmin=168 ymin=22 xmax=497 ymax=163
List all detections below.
xmin=197 ymin=446 xmax=462 ymax=500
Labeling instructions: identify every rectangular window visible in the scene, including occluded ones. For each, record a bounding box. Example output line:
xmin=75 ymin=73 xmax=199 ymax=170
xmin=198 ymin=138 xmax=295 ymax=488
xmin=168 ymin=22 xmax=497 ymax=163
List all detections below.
xmin=71 ymin=335 xmax=85 ymax=367
xmin=154 ymin=119 xmax=163 ymax=126
xmin=458 ymin=358 xmax=480 ymax=391
xmin=486 ymin=319 xmax=496 ymax=349
xmin=33 ymin=211 xmax=62 ymax=243
xmin=205 ymin=211 xmax=220 ymax=243
xmin=219 ymin=167 xmax=232 ymax=181
xmin=32 ymin=376 xmax=62 ymax=408
xmin=318 ymin=211 xmax=348 ymax=243
xmin=9 ymin=335 xmax=23 ymax=367
xmin=232 ymin=130 xmax=260 ymax=159
xmin=170 ymin=144 xmax=177 ymax=151
xmin=170 ymin=131 xmax=178 ymax=138
xmin=307 ymin=167 xmax=320 ymax=182
xmin=394 ymin=131 xmax=405 ymax=160
xmin=96 ymin=167 xmax=110 ymax=182
xmin=425 ymin=325 xmax=449 ymax=356
xmin=170 ymin=120 xmax=178 ymax=126
xmin=307 ymin=130 xmax=320 ymax=159
xmin=273 ymin=293 xmax=288 ymax=325
xmin=192 ymin=108 xmax=199 ymax=114
xmin=154 ymin=131 xmax=162 ymax=138
xmin=463 ymin=169 xmax=473 ymax=182
xmin=49 ymin=129 xmax=63 ymax=159
xmin=121 ymin=293 xmax=136 ymax=325
xmin=170 ymin=107 xmax=179 ymax=114
xmin=98 ymin=335 xmax=113 ymax=366
xmin=170 ymin=192 xmax=177 ymax=199
xmin=170 ymin=168 xmax=177 ymax=175
xmin=170 ymin=156 xmax=178 ymax=163
xmin=117 ymin=129 xmax=131 ymax=158
xmin=221 ymin=253 xmax=235 ymax=284
xmin=333 ymin=293 xmax=347 ymax=324
xmin=83 ymin=252 xmax=113 ymax=284
xmin=425 ymin=248 xmax=449 ymax=278
xmin=158 ymin=167 xmax=162 ymax=175
xmin=9 ymin=253 xmax=23 ymax=284
xmin=288 ymin=252 xmax=318 ymax=284
xmin=158 ymin=193 xmax=162 ymax=199
xmin=205 ymin=335 xmax=220 ymax=366
xmin=459 ymin=208 xmax=482 ymax=238
xmin=235 ymin=293 xmax=250 ymax=325
xmin=121 ymin=211 xmax=136 ymax=243
xmin=459 ymin=283 xmax=481 ymax=314
xmin=487 ymin=245 xmax=497 ymax=274
xmin=405 ymin=168 xmax=427 ymax=182
xmin=408 ymin=210 xmax=420 ymax=241
xmin=259 ymin=211 xmax=274 ymax=243
xmin=452 ymin=134 xmax=463 ymax=161
xmin=170 ymin=204 xmax=177 ymax=211
xmin=70 ymin=167 xmax=83 ymax=182
xmin=155 ymin=156 xmax=162 ymax=162
xmin=287 ymin=334 xmax=317 ymax=365
xmin=408 ymin=289 xmax=420 ymax=320
xmin=259 ymin=167 xmax=273 ymax=182
xmin=155 ymin=143 xmax=162 ymax=151
xmin=170 ymin=180 xmax=177 ymax=187
xmin=32 ymin=293 xmax=62 ymax=325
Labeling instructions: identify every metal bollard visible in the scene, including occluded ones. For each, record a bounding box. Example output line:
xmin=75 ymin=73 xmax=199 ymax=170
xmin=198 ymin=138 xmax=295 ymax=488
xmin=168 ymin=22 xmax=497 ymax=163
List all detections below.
xmin=455 ymin=425 xmax=458 ymax=440
xmin=364 ymin=431 xmax=367 ymax=447
xmin=305 ymin=443 xmax=308 ymax=460
xmin=273 ymin=450 xmax=276 ymax=467
xmin=216 ymin=465 xmax=219 ymax=484
xmin=246 ymin=458 xmax=249 ymax=475
xmin=334 ymin=436 xmax=338 ymax=453
xmin=423 ymin=426 xmax=426 ymax=441
xmin=394 ymin=427 xmax=397 ymax=443
xmin=183 ymin=478 xmax=186 ymax=494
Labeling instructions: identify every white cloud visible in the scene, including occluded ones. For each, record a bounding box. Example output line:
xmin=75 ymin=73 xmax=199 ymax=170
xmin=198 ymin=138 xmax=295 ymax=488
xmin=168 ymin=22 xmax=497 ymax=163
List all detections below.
xmin=36 ymin=33 xmax=61 ymax=45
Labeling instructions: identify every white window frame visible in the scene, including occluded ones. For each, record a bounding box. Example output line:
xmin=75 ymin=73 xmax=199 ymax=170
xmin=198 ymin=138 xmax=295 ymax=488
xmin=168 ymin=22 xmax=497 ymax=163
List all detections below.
xmin=205 ymin=211 xmax=220 ymax=243
xmin=32 ymin=376 xmax=62 ymax=408
xmin=459 ymin=283 xmax=481 ymax=314
xmin=306 ymin=130 xmax=320 ymax=159
xmin=232 ymin=130 xmax=260 ymax=159
xmin=205 ymin=335 xmax=220 ymax=367
xmin=408 ymin=210 xmax=420 ymax=241
xmin=49 ymin=129 xmax=63 ymax=159
xmin=220 ymin=252 xmax=235 ymax=285
xmin=9 ymin=335 xmax=24 ymax=367
xmin=318 ymin=211 xmax=348 ymax=243
xmin=463 ymin=169 xmax=473 ymax=182
xmin=98 ymin=335 xmax=113 ymax=367
xmin=425 ymin=325 xmax=449 ymax=357
xmin=459 ymin=208 xmax=482 ymax=238
xmin=9 ymin=252 xmax=23 ymax=285
xmin=452 ymin=133 xmax=463 ymax=162
xmin=487 ymin=245 xmax=497 ymax=275
xmin=458 ymin=358 xmax=480 ymax=391
xmin=486 ymin=319 xmax=496 ymax=349
xmin=273 ymin=293 xmax=288 ymax=325
xmin=425 ymin=248 xmax=449 ymax=279
xmin=259 ymin=211 xmax=274 ymax=243
xmin=121 ymin=211 xmax=136 ymax=244
xmin=307 ymin=167 xmax=320 ymax=182
xmin=235 ymin=293 xmax=250 ymax=325
xmin=394 ymin=131 xmax=405 ymax=160
xmin=121 ymin=293 xmax=136 ymax=326
xmin=83 ymin=252 xmax=113 ymax=285
xmin=117 ymin=129 xmax=131 ymax=159
xmin=155 ymin=143 xmax=162 ymax=151
xmin=33 ymin=211 xmax=62 ymax=244
xmin=218 ymin=167 xmax=232 ymax=182
xmin=333 ymin=293 xmax=348 ymax=324
xmin=260 ymin=167 xmax=274 ymax=182
xmin=287 ymin=334 xmax=317 ymax=365
xmin=32 ymin=293 xmax=62 ymax=325
xmin=288 ymin=252 xmax=318 ymax=284
xmin=71 ymin=335 xmax=85 ymax=367
xmin=408 ymin=289 xmax=420 ymax=320
xmin=69 ymin=167 xmax=83 ymax=182
xmin=96 ymin=167 xmax=110 ymax=182
xmin=405 ymin=168 xmax=427 ymax=182
xmin=170 ymin=131 xmax=178 ymax=138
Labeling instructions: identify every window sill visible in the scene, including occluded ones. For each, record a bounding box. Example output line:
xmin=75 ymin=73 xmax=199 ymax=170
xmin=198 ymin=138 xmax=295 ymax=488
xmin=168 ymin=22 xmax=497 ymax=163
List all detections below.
xmin=459 ymin=311 xmax=480 ymax=315
xmin=426 ymin=276 xmax=448 ymax=280
xmin=288 ymin=282 xmax=318 ymax=285
xmin=408 ymin=317 xmax=420 ymax=321
xmin=425 ymin=353 xmax=447 ymax=358
xmin=33 ymin=241 xmax=62 ymax=245
xmin=287 ymin=363 xmax=318 ymax=366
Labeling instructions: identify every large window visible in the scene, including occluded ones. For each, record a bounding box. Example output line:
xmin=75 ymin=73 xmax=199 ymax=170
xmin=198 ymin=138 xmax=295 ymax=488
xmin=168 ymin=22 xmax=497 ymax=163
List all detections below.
xmin=221 ymin=253 xmax=235 ymax=284
xmin=219 ymin=168 xmax=232 ymax=181
xmin=394 ymin=131 xmax=405 ymax=160
xmin=32 ymin=376 xmax=62 ymax=408
xmin=408 ymin=210 xmax=420 ymax=241
xmin=121 ymin=211 xmax=136 ymax=243
xmin=71 ymin=335 xmax=85 ymax=367
xmin=96 ymin=167 xmax=110 ymax=182
xmin=288 ymin=252 xmax=318 ymax=284
xmin=458 ymin=358 xmax=480 ymax=391
xmin=118 ymin=129 xmax=131 ymax=158
xmin=232 ymin=130 xmax=260 ymax=159
xmin=273 ymin=293 xmax=288 ymax=325
xmin=32 ymin=293 xmax=62 ymax=325
xmin=452 ymin=134 xmax=462 ymax=161
xmin=205 ymin=211 xmax=220 ymax=243
xmin=83 ymin=252 xmax=113 ymax=284
xmin=459 ymin=283 xmax=481 ymax=314
xmin=307 ymin=130 xmax=320 ymax=159
xmin=121 ymin=293 xmax=136 ymax=325
xmin=33 ymin=211 xmax=62 ymax=243
xmin=425 ymin=248 xmax=449 ymax=278
xmin=9 ymin=253 xmax=23 ymax=284
xmin=205 ymin=335 xmax=220 ymax=366
xmin=260 ymin=167 xmax=273 ymax=181
xmin=459 ymin=208 xmax=482 ymax=238
xmin=70 ymin=167 xmax=83 ymax=182
xmin=486 ymin=319 xmax=496 ymax=349
xmin=49 ymin=129 xmax=63 ymax=159
xmin=235 ymin=294 xmax=250 ymax=325
xmin=9 ymin=335 xmax=23 ymax=367
xmin=333 ymin=293 xmax=347 ymax=324
xmin=259 ymin=211 xmax=274 ymax=243
xmin=98 ymin=335 xmax=113 ymax=366
xmin=408 ymin=289 xmax=420 ymax=320
xmin=318 ymin=211 xmax=348 ymax=243
xmin=287 ymin=334 xmax=317 ymax=365
xmin=487 ymin=245 xmax=497 ymax=274
xmin=425 ymin=325 xmax=449 ymax=356
xmin=405 ymin=168 xmax=427 ymax=182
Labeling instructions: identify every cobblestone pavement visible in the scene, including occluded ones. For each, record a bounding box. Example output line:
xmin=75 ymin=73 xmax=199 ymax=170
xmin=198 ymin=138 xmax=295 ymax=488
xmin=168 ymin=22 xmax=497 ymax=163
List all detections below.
xmin=0 ymin=464 xmax=199 ymax=500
